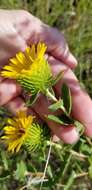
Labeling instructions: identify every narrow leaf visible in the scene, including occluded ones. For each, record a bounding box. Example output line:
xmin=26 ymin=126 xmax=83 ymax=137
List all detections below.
xmin=61 ymin=83 xmax=72 ymax=115
xmin=49 ymin=99 xmax=65 ymax=112
xmin=26 ymin=93 xmax=39 ymax=107
xmin=47 ymin=114 xmax=65 ymax=125
xmin=52 ymin=70 xmax=65 ymax=86
xmin=49 ymin=87 xmax=55 ymax=97
xmin=59 ymin=114 xmax=74 ymax=124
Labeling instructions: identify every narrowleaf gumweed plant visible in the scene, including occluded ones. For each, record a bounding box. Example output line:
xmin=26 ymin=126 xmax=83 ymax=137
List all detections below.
xmin=1 ymin=43 xmax=63 ymax=103
xmin=1 ymin=42 xmax=82 ymax=154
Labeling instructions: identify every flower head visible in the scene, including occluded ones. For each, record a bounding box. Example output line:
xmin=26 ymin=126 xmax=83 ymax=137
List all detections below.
xmin=19 ymin=57 xmax=53 ymax=95
xmin=1 ymin=111 xmax=49 ymax=153
xmin=1 ymin=42 xmax=53 ymax=95
xmin=1 ymin=43 xmax=47 ymax=79
xmin=2 ymin=111 xmax=34 ymax=153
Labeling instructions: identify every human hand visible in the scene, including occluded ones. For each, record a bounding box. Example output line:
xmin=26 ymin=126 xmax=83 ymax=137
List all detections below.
xmin=0 ymin=10 xmax=92 ymax=144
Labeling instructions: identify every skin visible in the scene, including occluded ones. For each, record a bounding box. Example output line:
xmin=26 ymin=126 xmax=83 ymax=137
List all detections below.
xmin=0 ymin=10 xmax=92 ymax=143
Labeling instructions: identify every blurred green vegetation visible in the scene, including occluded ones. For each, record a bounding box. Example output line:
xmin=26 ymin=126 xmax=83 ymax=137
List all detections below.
xmin=0 ymin=0 xmax=92 ymax=189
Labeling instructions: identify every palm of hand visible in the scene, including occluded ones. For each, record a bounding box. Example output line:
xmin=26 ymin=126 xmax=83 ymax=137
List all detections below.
xmin=0 ymin=10 xmax=92 ymax=143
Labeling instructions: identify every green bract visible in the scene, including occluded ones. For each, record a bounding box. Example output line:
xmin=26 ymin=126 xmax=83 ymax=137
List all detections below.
xmin=18 ymin=58 xmax=53 ymax=95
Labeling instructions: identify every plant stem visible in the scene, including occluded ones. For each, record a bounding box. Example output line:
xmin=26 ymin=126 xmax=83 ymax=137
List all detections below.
xmin=63 ymin=170 xmax=76 ymax=190
xmin=46 ymin=89 xmax=68 ymax=116
xmin=61 ymin=154 xmax=72 ymax=179
xmin=40 ymin=138 xmax=52 ymax=190
xmin=46 ymin=89 xmax=57 ymax=102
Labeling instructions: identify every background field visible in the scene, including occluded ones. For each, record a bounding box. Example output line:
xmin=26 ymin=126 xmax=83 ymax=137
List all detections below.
xmin=0 ymin=0 xmax=92 ymax=190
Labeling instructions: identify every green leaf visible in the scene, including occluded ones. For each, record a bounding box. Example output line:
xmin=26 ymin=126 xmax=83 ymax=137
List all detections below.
xmin=61 ymin=83 xmax=72 ymax=115
xmin=15 ymin=160 xmax=27 ymax=182
xmin=89 ymin=165 xmax=92 ymax=178
xmin=59 ymin=114 xmax=74 ymax=124
xmin=0 ymin=106 xmax=12 ymax=117
xmin=1 ymin=151 xmax=9 ymax=170
xmin=74 ymin=120 xmax=84 ymax=134
xmin=47 ymin=114 xmax=74 ymax=125
xmin=52 ymin=70 xmax=65 ymax=86
xmin=64 ymin=170 xmax=76 ymax=190
xmin=49 ymin=99 xmax=65 ymax=112
xmin=47 ymin=114 xmax=65 ymax=125
xmin=0 ymin=107 xmax=6 ymax=115
xmin=26 ymin=93 xmax=39 ymax=106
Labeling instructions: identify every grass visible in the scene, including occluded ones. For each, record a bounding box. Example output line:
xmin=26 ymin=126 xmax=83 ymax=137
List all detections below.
xmin=0 ymin=0 xmax=92 ymax=189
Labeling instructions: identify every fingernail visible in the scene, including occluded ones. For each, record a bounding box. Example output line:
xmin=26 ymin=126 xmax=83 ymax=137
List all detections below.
xmin=52 ymin=135 xmax=60 ymax=142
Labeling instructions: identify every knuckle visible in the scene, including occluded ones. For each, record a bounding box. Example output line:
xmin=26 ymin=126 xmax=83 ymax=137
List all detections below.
xmin=19 ymin=10 xmax=41 ymax=27
xmin=20 ymin=10 xmax=31 ymax=19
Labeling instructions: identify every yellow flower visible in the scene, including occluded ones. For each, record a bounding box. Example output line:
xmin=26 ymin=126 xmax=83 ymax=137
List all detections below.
xmin=1 ymin=42 xmax=53 ymax=95
xmin=2 ymin=111 xmax=34 ymax=153
xmin=1 ymin=43 xmax=47 ymax=79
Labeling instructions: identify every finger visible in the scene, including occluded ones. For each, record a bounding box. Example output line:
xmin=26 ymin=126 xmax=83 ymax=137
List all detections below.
xmin=40 ymin=24 xmax=77 ymax=69
xmin=17 ymin=13 xmax=77 ymax=69
xmin=5 ymin=96 xmax=38 ymax=118
xmin=49 ymin=56 xmax=92 ymax=137
xmin=0 ymin=79 xmax=21 ymax=106
xmin=2 ymin=10 xmax=77 ymax=69
xmin=0 ymin=32 xmax=27 ymax=67
xmin=32 ymin=94 xmax=79 ymax=144
xmin=0 ymin=76 xmax=4 ymax=82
